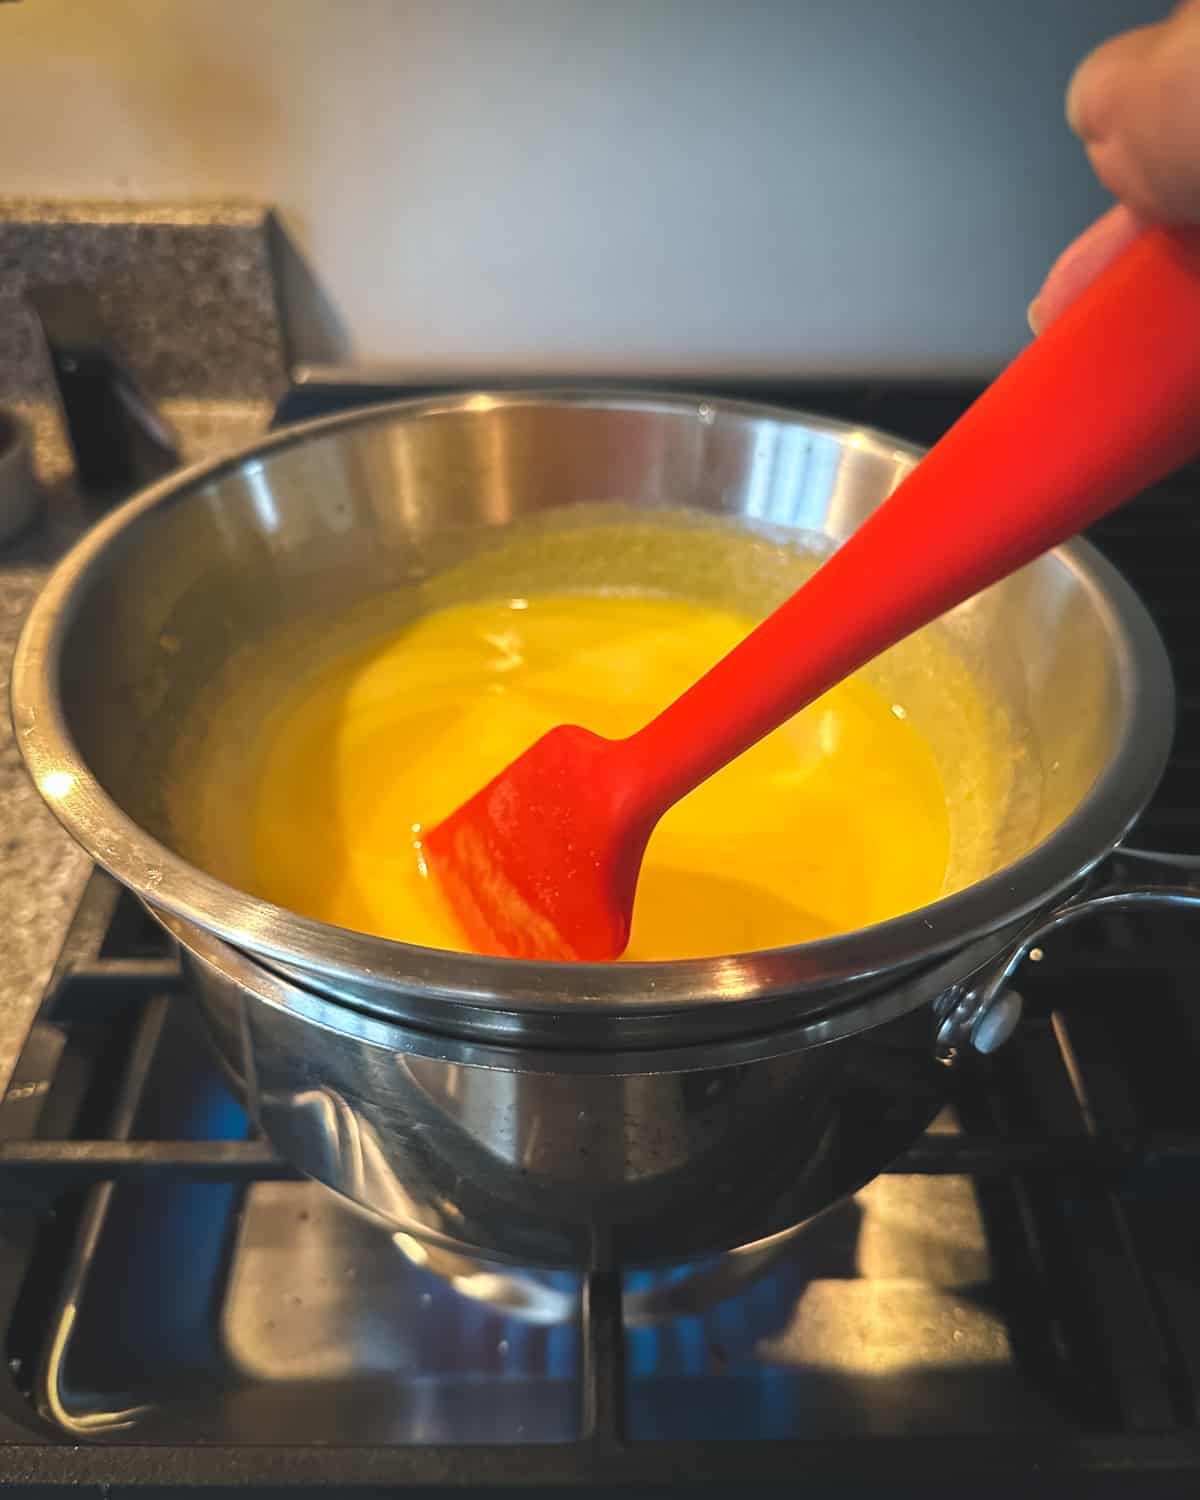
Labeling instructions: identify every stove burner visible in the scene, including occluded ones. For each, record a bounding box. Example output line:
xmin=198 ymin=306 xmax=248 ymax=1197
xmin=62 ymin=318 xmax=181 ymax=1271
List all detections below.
xmin=392 ymin=1234 xmax=577 ymax=1326
xmin=391 ymin=1218 xmax=811 ymax=1327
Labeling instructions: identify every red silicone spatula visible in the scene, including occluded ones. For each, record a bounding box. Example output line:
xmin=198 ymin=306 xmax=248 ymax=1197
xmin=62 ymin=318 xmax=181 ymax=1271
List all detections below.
xmin=426 ymin=226 xmax=1200 ymax=962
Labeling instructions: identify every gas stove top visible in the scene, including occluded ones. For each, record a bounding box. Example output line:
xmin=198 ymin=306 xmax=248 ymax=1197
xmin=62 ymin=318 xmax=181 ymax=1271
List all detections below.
xmin=1 ymin=379 xmax=1199 ymax=1495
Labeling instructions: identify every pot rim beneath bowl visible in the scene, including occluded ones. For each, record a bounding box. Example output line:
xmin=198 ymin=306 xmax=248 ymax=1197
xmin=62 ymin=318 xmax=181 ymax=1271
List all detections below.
xmin=167 ymin=903 xmax=1039 ymax=1072
xmin=10 ymin=389 xmax=1175 ymax=1048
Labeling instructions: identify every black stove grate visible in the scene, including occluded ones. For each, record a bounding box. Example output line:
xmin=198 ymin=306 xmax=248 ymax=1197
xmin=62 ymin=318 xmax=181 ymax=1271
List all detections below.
xmin=1 ymin=381 xmax=1199 ymax=1494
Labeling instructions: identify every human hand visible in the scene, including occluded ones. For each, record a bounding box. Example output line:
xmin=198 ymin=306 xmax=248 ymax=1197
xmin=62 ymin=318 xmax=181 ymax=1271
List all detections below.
xmin=1028 ymin=0 xmax=1200 ymax=334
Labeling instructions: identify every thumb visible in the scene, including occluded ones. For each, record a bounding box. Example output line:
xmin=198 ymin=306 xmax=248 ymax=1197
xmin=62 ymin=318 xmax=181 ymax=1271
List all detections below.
xmin=1068 ymin=0 xmax=1200 ymax=223
xmin=1030 ymin=0 xmax=1200 ymax=333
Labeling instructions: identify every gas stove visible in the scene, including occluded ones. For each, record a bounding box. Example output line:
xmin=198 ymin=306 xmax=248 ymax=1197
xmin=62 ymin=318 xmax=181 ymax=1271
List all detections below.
xmin=0 ymin=378 xmax=1199 ymax=1495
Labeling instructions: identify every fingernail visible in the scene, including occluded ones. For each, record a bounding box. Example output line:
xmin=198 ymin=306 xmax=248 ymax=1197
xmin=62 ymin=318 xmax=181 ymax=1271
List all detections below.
xmin=1026 ymin=298 xmax=1042 ymax=336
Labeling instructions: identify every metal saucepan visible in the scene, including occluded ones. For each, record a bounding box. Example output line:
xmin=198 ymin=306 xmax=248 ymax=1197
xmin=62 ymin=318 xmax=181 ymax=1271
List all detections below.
xmin=164 ymin=867 xmax=1200 ymax=1270
xmin=11 ymin=391 xmax=1198 ymax=1266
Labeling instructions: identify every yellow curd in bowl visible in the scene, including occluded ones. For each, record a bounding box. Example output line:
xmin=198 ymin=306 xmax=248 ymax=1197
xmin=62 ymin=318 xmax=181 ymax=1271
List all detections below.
xmin=249 ymin=592 xmax=951 ymax=961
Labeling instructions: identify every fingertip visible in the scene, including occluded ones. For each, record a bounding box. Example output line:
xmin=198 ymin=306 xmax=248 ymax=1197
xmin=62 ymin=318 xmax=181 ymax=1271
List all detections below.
xmin=1064 ymin=26 xmax=1156 ymax=145
xmin=1065 ymin=43 xmax=1114 ymax=142
xmin=1028 ymin=204 xmax=1142 ymax=335
xmin=1065 ymin=55 xmax=1092 ymax=138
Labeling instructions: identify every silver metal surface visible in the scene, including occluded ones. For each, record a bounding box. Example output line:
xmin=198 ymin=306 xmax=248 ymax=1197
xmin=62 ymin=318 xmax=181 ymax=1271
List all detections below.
xmin=11 ymin=390 xmax=1176 ymax=1051
xmin=391 ymin=1215 xmax=810 ymax=1327
xmin=387 ymin=1224 xmax=813 ymax=1327
xmin=390 ymin=1236 xmax=579 ymax=1326
xmin=969 ymin=989 xmax=1024 ymax=1055
xmin=934 ymin=984 xmax=1025 ymax=1061
xmin=36 ymin=1144 xmax=1060 ymax=1443
xmin=168 ymin=849 xmax=1200 ymax=1267
xmin=933 ymin=865 xmax=1200 ymax=1062
xmin=172 ymin=907 xmax=956 ymax=1266
xmin=968 ymin=880 xmax=1200 ymax=1027
xmin=41 ymin=1176 xmax=582 ymax=1445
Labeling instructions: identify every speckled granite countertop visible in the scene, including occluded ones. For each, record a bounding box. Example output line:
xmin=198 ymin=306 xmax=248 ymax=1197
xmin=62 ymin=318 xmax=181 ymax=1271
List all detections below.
xmin=0 ymin=398 xmax=273 ymax=1095
xmin=0 ymin=198 xmax=287 ymax=1096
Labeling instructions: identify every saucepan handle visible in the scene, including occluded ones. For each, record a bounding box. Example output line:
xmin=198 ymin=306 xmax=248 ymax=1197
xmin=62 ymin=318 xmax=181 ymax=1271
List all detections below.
xmin=934 ymin=844 xmax=1200 ymax=1063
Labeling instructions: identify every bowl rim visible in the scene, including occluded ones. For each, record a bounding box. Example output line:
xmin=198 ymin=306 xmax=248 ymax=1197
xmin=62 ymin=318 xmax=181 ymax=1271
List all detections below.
xmin=10 ymin=387 xmax=1175 ymax=1044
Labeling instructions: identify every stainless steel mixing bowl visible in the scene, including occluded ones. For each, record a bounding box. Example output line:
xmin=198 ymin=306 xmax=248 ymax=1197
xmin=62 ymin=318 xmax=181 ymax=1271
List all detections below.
xmin=11 ymin=392 xmax=1175 ymax=1041
xmin=10 ymin=390 xmax=1193 ymax=1265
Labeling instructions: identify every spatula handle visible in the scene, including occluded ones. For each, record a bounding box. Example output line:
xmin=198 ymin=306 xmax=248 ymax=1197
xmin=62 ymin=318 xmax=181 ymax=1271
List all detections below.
xmin=627 ymin=226 xmax=1200 ymax=810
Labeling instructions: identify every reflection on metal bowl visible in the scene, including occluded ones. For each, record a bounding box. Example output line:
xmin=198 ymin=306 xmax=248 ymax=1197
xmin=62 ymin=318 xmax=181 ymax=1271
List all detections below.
xmin=170 ymin=906 xmax=957 ymax=1267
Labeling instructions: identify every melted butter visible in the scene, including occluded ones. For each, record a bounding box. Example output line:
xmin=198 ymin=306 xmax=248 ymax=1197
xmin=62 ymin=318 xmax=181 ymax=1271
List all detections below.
xmin=249 ymin=592 xmax=952 ymax=960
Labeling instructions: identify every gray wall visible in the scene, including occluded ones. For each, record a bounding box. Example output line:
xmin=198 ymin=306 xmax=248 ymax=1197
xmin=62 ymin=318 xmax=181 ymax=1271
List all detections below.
xmin=0 ymin=0 xmax=1169 ymax=375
